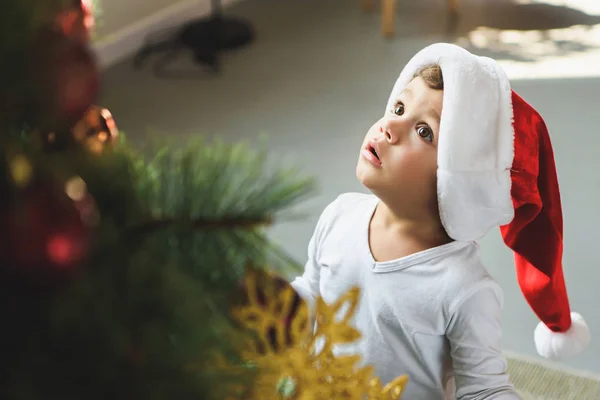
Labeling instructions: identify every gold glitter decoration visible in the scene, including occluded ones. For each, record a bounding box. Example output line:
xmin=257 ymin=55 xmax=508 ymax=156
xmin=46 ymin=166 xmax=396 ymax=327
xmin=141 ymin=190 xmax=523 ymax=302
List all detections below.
xmin=229 ymin=269 xmax=409 ymax=399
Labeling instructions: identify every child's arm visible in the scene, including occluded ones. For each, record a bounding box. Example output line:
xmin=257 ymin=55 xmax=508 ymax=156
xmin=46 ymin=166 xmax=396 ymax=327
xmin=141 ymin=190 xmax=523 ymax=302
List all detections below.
xmin=290 ymin=196 xmax=342 ymax=316
xmin=290 ymin=233 xmax=321 ymax=313
xmin=446 ymin=282 xmax=522 ymax=400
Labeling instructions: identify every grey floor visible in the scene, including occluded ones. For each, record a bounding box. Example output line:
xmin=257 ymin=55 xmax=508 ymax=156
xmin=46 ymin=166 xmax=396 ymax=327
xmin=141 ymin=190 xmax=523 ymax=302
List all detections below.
xmin=99 ymin=0 xmax=600 ymax=374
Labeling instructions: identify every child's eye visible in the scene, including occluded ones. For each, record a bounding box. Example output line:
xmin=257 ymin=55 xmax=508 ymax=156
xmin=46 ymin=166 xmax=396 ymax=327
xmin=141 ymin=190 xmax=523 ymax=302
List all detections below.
xmin=417 ymin=126 xmax=434 ymax=142
xmin=393 ymin=102 xmax=404 ymax=116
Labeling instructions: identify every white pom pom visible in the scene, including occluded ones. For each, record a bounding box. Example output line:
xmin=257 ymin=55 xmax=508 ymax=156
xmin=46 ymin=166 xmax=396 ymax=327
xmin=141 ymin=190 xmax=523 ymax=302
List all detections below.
xmin=534 ymin=312 xmax=590 ymax=360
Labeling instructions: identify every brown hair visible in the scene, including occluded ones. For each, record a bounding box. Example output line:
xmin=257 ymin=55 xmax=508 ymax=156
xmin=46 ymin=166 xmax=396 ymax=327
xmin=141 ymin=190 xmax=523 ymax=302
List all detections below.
xmin=413 ymin=65 xmax=443 ymax=90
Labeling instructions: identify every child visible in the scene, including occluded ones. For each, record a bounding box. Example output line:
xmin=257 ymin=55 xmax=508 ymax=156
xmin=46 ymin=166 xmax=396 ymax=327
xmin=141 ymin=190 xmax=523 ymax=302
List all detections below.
xmin=290 ymin=43 xmax=590 ymax=399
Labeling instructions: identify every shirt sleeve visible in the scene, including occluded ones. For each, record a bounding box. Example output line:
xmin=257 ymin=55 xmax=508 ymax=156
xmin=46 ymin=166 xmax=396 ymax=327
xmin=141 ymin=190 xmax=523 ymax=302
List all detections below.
xmin=289 ymin=196 xmax=341 ymax=313
xmin=290 ymin=233 xmax=321 ymax=311
xmin=446 ymin=282 xmax=522 ymax=400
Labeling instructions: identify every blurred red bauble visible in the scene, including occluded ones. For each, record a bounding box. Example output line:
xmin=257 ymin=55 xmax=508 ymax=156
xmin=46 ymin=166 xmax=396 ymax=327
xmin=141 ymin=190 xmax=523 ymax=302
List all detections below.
xmin=55 ymin=0 xmax=96 ymax=45
xmin=0 ymin=158 xmax=97 ymax=281
xmin=28 ymin=29 xmax=99 ymax=131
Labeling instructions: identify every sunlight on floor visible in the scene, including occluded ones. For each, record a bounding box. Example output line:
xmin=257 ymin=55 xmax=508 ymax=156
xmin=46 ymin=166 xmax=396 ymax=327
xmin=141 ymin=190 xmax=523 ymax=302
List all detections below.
xmin=459 ymin=0 xmax=600 ymax=80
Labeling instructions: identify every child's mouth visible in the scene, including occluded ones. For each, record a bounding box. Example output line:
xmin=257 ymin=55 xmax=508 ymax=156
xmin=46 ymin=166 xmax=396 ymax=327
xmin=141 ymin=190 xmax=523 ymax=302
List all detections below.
xmin=368 ymin=145 xmax=380 ymax=160
xmin=362 ymin=142 xmax=382 ymax=167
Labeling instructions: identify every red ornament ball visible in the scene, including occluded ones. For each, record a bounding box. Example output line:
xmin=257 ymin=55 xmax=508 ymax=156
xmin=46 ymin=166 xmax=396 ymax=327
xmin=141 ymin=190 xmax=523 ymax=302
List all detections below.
xmin=29 ymin=29 xmax=99 ymax=130
xmin=47 ymin=234 xmax=82 ymax=267
xmin=55 ymin=0 xmax=96 ymax=45
xmin=1 ymin=163 xmax=96 ymax=281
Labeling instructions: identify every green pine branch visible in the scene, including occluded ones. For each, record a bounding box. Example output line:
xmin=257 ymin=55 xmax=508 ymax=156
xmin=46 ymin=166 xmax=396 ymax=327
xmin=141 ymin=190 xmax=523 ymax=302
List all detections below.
xmin=0 ymin=133 xmax=317 ymax=400
xmin=0 ymin=2 xmax=317 ymax=397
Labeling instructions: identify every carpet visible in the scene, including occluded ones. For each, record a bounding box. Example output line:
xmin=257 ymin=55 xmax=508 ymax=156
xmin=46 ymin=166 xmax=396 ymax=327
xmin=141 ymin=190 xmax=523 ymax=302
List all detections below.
xmin=506 ymin=352 xmax=600 ymax=400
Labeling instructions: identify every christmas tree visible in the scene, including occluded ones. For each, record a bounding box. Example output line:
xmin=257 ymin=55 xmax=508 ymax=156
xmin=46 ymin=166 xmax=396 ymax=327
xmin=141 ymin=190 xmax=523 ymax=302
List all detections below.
xmin=0 ymin=1 xmax=408 ymax=399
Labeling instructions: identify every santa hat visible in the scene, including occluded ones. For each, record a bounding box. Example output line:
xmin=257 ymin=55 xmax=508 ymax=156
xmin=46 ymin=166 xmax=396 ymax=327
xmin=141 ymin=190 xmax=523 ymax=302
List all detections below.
xmin=387 ymin=43 xmax=590 ymax=360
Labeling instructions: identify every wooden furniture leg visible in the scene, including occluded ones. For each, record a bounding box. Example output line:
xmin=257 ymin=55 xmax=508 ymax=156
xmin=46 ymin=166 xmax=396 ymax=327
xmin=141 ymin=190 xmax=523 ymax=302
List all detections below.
xmin=381 ymin=0 xmax=396 ymax=38
xmin=361 ymin=0 xmax=375 ymax=12
xmin=380 ymin=0 xmax=457 ymax=38
xmin=449 ymin=0 xmax=458 ymax=14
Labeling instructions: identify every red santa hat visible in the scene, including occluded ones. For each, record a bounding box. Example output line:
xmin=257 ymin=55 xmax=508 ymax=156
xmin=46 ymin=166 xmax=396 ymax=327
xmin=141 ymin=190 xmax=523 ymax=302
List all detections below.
xmin=387 ymin=43 xmax=590 ymax=360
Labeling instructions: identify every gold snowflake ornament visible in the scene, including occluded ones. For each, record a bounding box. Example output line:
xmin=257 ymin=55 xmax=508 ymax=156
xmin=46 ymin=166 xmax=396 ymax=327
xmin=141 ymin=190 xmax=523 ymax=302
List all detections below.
xmin=230 ymin=269 xmax=409 ymax=399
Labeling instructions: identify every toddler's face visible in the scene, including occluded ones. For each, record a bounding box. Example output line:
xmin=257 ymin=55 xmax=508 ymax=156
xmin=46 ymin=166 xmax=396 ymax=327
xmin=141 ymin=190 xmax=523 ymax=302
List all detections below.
xmin=356 ymin=76 xmax=442 ymax=208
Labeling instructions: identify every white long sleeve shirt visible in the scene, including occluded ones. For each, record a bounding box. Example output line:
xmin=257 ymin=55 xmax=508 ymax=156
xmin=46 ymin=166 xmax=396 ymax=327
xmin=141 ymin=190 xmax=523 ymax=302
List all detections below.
xmin=291 ymin=193 xmax=520 ymax=400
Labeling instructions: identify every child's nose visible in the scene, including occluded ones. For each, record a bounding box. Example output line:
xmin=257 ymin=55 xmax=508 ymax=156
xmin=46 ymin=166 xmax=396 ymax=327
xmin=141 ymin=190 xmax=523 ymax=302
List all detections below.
xmin=380 ymin=118 xmax=407 ymax=144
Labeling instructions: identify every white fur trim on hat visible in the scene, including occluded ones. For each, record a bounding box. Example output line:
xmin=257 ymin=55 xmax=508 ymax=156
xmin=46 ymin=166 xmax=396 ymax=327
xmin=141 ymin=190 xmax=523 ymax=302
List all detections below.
xmin=387 ymin=43 xmax=515 ymax=241
xmin=534 ymin=312 xmax=591 ymax=360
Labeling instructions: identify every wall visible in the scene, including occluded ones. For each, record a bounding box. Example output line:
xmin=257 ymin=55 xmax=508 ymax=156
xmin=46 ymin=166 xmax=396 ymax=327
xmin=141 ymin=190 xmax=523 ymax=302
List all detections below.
xmin=91 ymin=0 xmax=237 ymax=67
xmin=93 ymin=0 xmax=190 ymax=41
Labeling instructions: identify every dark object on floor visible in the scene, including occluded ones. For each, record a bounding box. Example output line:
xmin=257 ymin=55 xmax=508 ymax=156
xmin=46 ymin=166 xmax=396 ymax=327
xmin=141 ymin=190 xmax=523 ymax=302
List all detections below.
xmin=133 ymin=0 xmax=254 ymax=77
